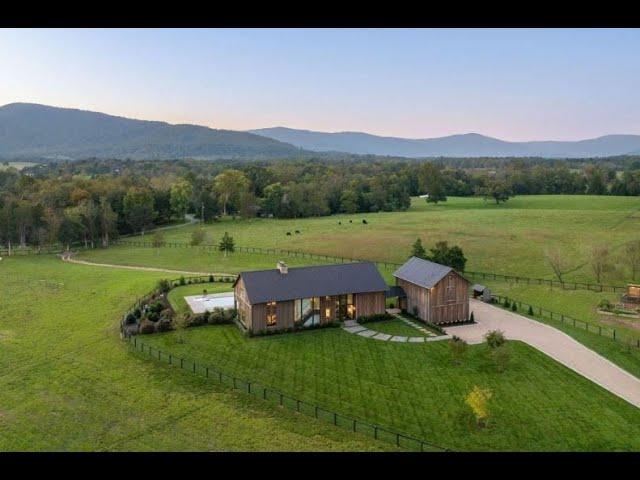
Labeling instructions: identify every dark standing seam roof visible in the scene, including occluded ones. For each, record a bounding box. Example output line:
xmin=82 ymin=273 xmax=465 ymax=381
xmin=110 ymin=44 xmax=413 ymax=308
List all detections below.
xmin=238 ymin=262 xmax=388 ymax=304
xmin=392 ymin=256 xmax=454 ymax=289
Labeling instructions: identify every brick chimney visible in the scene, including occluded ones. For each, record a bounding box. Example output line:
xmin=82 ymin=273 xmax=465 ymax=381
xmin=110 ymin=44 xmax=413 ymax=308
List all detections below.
xmin=277 ymin=261 xmax=288 ymax=275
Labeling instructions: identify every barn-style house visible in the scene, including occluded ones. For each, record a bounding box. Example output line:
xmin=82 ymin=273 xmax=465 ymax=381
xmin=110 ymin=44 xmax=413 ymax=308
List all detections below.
xmin=234 ymin=261 xmax=388 ymax=333
xmin=392 ymin=256 xmax=470 ymax=325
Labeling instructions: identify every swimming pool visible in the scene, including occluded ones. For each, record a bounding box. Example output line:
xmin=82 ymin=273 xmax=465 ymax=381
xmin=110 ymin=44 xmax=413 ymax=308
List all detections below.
xmin=185 ymin=293 xmax=235 ymax=313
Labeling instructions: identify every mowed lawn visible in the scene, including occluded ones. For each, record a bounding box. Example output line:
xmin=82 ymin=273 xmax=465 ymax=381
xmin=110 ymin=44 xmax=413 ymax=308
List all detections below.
xmin=0 ymin=256 xmax=393 ymax=452
xmin=140 ymin=322 xmax=640 ymax=451
xmin=106 ymin=195 xmax=640 ymax=286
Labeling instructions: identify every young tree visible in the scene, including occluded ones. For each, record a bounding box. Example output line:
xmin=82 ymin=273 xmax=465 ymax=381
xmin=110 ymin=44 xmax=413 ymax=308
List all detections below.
xmin=213 ymin=169 xmax=250 ymax=216
xmin=465 ymin=386 xmax=492 ymax=428
xmin=218 ymin=231 xmax=235 ymax=257
xmin=152 ymin=230 xmax=165 ymax=248
xmin=625 ymin=240 xmax=640 ymax=281
xmin=449 ymin=335 xmax=468 ymax=365
xmin=591 ymin=245 xmax=612 ymax=284
xmin=57 ymin=212 xmax=83 ymax=251
xmin=544 ymin=247 xmax=569 ymax=284
xmin=190 ymin=228 xmax=207 ymax=246
xmin=410 ymin=238 xmax=427 ymax=259
xmin=484 ymin=330 xmax=506 ymax=349
xmin=428 ymin=241 xmax=467 ymax=271
xmin=169 ymin=179 xmax=193 ymax=220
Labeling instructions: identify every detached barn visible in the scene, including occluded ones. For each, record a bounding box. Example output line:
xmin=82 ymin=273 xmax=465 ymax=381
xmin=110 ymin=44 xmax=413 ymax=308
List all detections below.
xmin=392 ymin=256 xmax=470 ymax=325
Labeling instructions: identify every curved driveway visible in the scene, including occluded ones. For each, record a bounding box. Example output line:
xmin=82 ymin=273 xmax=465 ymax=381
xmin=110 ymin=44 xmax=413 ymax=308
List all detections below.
xmin=446 ymin=299 xmax=640 ymax=409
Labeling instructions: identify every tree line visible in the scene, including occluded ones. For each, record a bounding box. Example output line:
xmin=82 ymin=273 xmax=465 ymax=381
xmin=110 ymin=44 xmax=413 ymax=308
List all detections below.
xmin=1 ymin=156 xmax=639 ymax=250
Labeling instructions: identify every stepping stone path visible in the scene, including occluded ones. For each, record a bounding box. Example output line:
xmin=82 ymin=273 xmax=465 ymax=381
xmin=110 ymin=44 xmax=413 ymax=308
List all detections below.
xmin=342 ymin=317 xmax=451 ymax=343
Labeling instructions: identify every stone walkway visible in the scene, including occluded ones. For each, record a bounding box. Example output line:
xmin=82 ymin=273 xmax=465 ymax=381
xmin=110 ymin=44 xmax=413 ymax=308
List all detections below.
xmin=342 ymin=319 xmax=450 ymax=343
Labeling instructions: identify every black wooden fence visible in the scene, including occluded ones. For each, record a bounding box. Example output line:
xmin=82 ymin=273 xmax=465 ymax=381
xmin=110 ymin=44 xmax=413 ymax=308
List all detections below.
xmin=127 ymin=334 xmax=449 ymax=452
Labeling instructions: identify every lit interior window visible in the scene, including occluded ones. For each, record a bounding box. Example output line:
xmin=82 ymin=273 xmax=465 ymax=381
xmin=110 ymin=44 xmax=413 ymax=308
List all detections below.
xmin=266 ymin=301 xmax=277 ymax=326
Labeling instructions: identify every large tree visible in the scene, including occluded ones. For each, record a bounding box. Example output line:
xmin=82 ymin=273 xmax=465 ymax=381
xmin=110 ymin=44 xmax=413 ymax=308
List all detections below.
xmin=625 ymin=240 xmax=640 ymax=281
xmin=123 ymin=187 xmax=156 ymax=235
xmin=418 ymin=163 xmax=447 ymax=204
xmin=169 ymin=179 xmax=193 ymax=220
xmin=590 ymin=245 xmax=612 ymax=284
xmin=213 ymin=169 xmax=250 ymax=216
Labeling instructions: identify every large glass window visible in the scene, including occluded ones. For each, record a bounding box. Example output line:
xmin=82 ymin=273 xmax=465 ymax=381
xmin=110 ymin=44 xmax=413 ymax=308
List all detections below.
xmin=335 ymin=294 xmax=355 ymax=320
xmin=266 ymin=301 xmax=277 ymax=326
xmin=295 ymin=297 xmax=320 ymax=327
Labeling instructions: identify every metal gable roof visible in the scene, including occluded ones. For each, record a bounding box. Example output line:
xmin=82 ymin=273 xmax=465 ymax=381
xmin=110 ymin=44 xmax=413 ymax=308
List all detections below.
xmin=392 ymin=256 xmax=454 ymax=289
xmin=238 ymin=262 xmax=388 ymax=304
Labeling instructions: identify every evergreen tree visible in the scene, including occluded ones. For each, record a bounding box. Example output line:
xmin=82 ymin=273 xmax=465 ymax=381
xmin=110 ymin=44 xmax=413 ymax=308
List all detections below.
xmin=218 ymin=231 xmax=235 ymax=257
xmin=410 ymin=238 xmax=427 ymax=259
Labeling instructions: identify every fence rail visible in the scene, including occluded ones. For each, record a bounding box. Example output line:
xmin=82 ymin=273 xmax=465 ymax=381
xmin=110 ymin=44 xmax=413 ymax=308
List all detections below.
xmin=112 ymin=239 xmax=628 ymax=293
xmin=491 ymin=294 xmax=640 ymax=348
xmin=124 ymin=310 xmax=448 ymax=452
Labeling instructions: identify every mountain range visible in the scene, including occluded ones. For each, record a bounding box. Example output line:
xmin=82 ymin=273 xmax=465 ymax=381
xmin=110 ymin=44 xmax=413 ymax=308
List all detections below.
xmin=1 ymin=102 xmax=639 ymax=161
xmin=0 ymin=103 xmax=300 ymax=160
xmin=250 ymin=127 xmax=640 ymax=158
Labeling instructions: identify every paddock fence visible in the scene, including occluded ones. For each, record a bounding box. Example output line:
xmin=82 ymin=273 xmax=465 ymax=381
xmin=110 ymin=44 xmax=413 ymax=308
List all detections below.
xmin=111 ymin=239 xmax=628 ymax=293
xmin=126 ymin=334 xmax=449 ymax=452
xmin=490 ymin=294 xmax=640 ymax=349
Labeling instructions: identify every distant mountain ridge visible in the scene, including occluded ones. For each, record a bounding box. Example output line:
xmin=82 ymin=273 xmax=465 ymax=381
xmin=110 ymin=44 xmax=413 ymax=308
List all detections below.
xmin=250 ymin=127 xmax=640 ymax=158
xmin=0 ymin=103 xmax=300 ymax=160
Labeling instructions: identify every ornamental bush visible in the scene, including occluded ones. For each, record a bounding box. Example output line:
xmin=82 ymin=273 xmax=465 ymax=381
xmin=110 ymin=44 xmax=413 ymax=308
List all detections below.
xmin=139 ymin=318 xmax=156 ymax=334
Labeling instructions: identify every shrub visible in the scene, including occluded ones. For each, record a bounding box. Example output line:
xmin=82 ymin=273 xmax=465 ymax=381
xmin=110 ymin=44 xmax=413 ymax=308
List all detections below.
xmin=125 ymin=312 xmax=137 ymax=325
xmin=357 ymin=313 xmax=393 ymax=324
xmin=179 ymin=276 xmax=186 ymax=286
xmin=156 ymin=319 xmax=174 ymax=332
xmin=133 ymin=307 xmax=142 ymax=319
xmin=503 ymin=298 xmax=510 ymax=308
xmin=139 ymin=318 xmax=156 ymax=334
xmin=598 ymin=298 xmax=613 ymax=311
xmin=485 ymin=330 xmax=506 ymax=349
xmin=223 ymin=308 xmax=237 ymax=322
xmin=202 ymin=310 xmax=211 ymax=324
xmin=424 ymin=320 xmax=446 ymax=335
xmin=146 ymin=311 xmax=160 ymax=322
xmin=528 ymin=305 xmax=534 ymax=316
xmin=150 ymin=301 xmax=164 ymax=314
xmin=159 ymin=309 xmax=173 ymax=322
xmin=210 ymin=307 xmax=226 ymax=324
xmin=209 ymin=274 xmax=214 ymax=283
xmin=511 ymin=302 xmax=518 ymax=312
xmin=156 ymin=279 xmax=171 ymax=294
xmin=389 ymin=302 xmax=395 ymax=309
xmin=190 ymin=228 xmax=206 ymax=246
xmin=469 ymin=311 xmax=475 ymax=322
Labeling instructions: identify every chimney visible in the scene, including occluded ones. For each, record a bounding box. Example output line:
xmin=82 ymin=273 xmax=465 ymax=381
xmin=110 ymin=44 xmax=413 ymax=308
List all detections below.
xmin=277 ymin=261 xmax=288 ymax=275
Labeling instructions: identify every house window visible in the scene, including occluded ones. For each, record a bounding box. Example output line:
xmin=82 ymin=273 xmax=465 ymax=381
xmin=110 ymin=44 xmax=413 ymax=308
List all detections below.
xmin=296 ymin=297 xmax=320 ymax=328
xmin=266 ymin=301 xmax=277 ymax=326
xmin=446 ymin=275 xmax=456 ymax=303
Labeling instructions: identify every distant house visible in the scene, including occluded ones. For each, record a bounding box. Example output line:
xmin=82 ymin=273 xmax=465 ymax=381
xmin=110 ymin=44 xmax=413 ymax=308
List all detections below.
xmin=234 ymin=261 xmax=388 ymax=333
xmin=392 ymin=256 xmax=470 ymax=324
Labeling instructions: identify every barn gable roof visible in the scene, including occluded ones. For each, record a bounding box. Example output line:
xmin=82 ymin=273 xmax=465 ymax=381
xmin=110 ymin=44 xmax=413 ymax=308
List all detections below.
xmin=393 ymin=256 xmax=467 ymax=289
xmin=237 ymin=262 xmax=388 ymax=304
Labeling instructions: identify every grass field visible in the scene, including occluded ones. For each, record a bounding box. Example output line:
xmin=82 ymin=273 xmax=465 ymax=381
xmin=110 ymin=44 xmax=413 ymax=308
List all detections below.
xmin=5 ymin=194 xmax=640 ymax=451
xmin=0 ymin=161 xmax=38 ymax=171
xmin=102 ymin=195 xmax=640 ymax=286
xmin=361 ymin=318 xmax=424 ymax=337
xmin=138 ymin=322 xmax=640 ymax=451
xmin=0 ymin=256 xmax=392 ymax=451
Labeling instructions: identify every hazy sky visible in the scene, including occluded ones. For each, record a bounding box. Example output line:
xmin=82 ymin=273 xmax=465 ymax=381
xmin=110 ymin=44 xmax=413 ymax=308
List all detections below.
xmin=1 ymin=28 xmax=639 ymax=141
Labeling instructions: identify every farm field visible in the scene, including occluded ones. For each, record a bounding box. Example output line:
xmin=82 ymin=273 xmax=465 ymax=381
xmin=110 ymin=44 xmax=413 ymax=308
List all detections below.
xmin=0 ymin=256 xmax=391 ymax=452
xmin=104 ymin=195 xmax=640 ymax=286
xmin=0 ymin=161 xmax=38 ymax=171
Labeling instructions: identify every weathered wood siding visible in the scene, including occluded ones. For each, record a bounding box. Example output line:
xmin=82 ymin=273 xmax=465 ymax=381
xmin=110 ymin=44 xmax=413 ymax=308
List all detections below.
xmin=428 ymin=271 xmax=470 ymax=324
xmin=396 ymin=278 xmax=429 ymax=321
xmin=397 ymin=272 xmax=470 ymax=324
xmin=354 ymin=292 xmax=386 ymax=317
xmin=250 ymin=300 xmax=295 ymax=332
xmin=234 ymin=277 xmax=252 ymax=329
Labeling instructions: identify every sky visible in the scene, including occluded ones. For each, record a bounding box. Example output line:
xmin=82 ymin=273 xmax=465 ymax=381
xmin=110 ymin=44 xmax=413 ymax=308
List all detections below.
xmin=1 ymin=28 xmax=639 ymax=141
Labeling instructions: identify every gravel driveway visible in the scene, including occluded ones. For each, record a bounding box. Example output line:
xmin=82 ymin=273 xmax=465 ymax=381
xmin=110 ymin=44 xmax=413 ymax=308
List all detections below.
xmin=446 ymin=299 xmax=640 ymax=409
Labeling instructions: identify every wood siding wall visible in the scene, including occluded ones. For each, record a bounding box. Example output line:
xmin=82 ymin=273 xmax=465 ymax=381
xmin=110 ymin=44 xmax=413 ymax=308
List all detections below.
xmin=234 ymin=277 xmax=252 ymax=328
xmin=354 ymin=292 xmax=386 ymax=318
xmin=428 ymin=272 xmax=469 ymax=324
xmin=396 ymin=278 xmax=429 ymax=322
xmin=243 ymin=291 xmax=386 ymax=333
xmin=397 ymin=272 xmax=470 ymax=325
